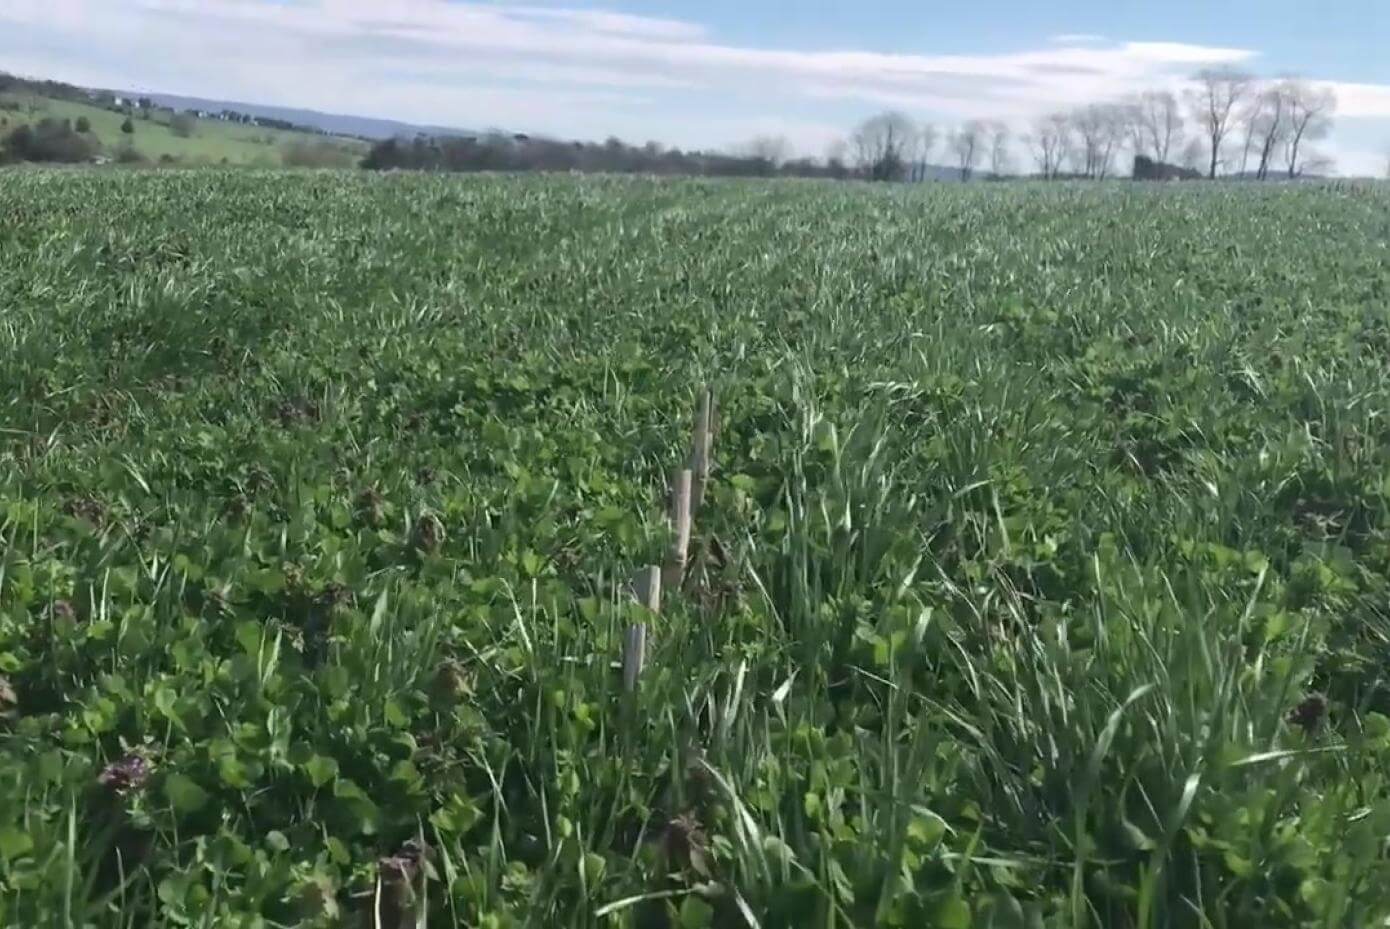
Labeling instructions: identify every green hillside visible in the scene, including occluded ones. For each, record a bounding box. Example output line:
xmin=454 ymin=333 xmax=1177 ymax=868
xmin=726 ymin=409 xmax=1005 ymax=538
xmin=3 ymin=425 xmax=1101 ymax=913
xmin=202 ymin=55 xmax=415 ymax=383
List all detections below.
xmin=0 ymin=91 xmax=367 ymax=166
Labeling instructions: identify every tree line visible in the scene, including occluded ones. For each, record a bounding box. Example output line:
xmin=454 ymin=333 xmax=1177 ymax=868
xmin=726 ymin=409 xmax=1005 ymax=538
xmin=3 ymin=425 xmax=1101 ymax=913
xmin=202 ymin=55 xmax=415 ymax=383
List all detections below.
xmin=844 ymin=69 xmax=1341 ymax=182
xmin=3 ymin=67 xmax=1377 ymax=179
xmin=361 ymin=70 xmax=1348 ymax=182
xmin=359 ymin=132 xmax=855 ymax=178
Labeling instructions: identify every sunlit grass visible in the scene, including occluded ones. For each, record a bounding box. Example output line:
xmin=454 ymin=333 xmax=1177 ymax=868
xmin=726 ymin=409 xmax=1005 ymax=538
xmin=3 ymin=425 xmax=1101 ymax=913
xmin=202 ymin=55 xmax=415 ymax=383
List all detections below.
xmin=1 ymin=171 xmax=1389 ymax=927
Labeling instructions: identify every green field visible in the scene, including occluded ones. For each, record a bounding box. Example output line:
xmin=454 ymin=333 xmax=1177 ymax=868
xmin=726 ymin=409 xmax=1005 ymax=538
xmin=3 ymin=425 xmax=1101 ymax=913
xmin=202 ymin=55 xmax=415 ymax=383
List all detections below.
xmin=0 ymin=93 xmax=365 ymax=166
xmin=3 ymin=171 xmax=1390 ymax=927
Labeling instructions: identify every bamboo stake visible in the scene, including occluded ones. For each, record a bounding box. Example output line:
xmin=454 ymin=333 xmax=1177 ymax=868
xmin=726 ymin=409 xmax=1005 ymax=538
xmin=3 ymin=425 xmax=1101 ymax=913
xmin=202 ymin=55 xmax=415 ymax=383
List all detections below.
xmin=624 ymin=565 xmax=659 ymax=693
xmin=690 ymin=388 xmax=714 ymax=511
xmin=622 ymin=624 xmax=646 ymax=694
xmin=662 ymin=468 xmax=693 ymax=592
xmin=632 ymin=564 xmax=661 ymax=612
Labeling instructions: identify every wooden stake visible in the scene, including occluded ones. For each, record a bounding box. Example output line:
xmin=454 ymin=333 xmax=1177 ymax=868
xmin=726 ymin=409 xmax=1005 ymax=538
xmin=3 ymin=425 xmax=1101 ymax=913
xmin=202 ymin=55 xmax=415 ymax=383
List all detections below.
xmin=624 ymin=565 xmax=659 ymax=693
xmin=632 ymin=564 xmax=661 ymax=612
xmin=663 ymin=468 xmax=693 ymax=592
xmin=622 ymin=623 xmax=646 ymax=694
xmin=690 ymin=388 xmax=714 ymax=511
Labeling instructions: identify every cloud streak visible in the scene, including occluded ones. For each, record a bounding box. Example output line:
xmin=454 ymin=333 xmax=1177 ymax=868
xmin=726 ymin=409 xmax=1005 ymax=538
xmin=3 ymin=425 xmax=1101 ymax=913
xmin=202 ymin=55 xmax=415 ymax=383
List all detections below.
xmin=0 ymin=0 xmax=1386 ymax=172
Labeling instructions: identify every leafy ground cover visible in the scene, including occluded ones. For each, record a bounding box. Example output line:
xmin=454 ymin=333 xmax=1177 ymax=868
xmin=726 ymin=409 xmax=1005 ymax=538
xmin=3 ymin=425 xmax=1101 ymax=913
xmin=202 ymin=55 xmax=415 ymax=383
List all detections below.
xmin=2 ymin=171 xmax=1390 ymax=927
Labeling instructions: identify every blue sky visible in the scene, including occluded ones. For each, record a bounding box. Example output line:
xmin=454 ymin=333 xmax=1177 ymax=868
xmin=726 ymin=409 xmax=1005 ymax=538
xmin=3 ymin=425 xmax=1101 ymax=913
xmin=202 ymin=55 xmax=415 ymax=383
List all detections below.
xmin=628 ymin=0 xmax=1385 ymax=81
xmin=2 ymin=0 xmax=1387 ymax=174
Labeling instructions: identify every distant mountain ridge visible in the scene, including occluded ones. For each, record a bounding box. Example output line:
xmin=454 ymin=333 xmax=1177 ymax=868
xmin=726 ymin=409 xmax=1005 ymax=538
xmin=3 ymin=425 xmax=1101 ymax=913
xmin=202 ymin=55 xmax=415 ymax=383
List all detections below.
xmin=132 ymin=92 xmax=478 ymax=141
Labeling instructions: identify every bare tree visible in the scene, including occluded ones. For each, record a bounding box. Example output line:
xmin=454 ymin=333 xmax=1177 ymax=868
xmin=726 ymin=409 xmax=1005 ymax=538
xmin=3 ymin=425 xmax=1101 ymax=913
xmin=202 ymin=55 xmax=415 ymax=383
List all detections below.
xmin=1100 ymin=105 xmax=1127 ymax=178
xmin=849 ymin=126 xmax=874 ymax=176
xmin=1282 ymin=81 xmax=1336 ymax=178
xmin=1068 ymin=108 xmax=1092 ymax=177
xmin=1251 ymin=83 xmax=1293 ymax=180
xmin=1234 ymin=89 xmax=1263 ymax=176
xmin=851 ymin=111 xmax=915 ymax=181
xmin=1071 ymin=104 xmax=1126 ymax=179
xmin=950 ymin=121 xmax=986 ymax=181
xmin=987 ymin=121 xmax=1012 ymax=177
xmin=1179 ymin=137 xmax=1205 ymax=173
xmin=1230 ymin=79 xmax=1295 ymax=180
xmin=916 ymin=123 xmax=939 ymax=182
xmin=904 ymin=123 xmax=939 ymax=182
xmin=743 ymin=135 xmax=789 ymax=167
xmin=1185 ymin=67 xmax=1254 ymax=179
xmin=1027 ymin=112 xmax=1071 ymax=179
xmin=1129 ymin=90 xmax=1184 ymax=163
xmin=1122 ymin=101 xmax=1148 ymax=161
xmin=822 ymin=138 xmax=851 ymax=178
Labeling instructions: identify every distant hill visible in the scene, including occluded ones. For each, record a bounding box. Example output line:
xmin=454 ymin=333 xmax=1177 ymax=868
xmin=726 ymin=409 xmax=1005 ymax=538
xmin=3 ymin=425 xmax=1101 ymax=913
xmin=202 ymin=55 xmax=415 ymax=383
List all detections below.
xmin=904 ymin=163 xmax=989 ymax=182
xmin=137 ymin=93 xmax=477 ymax=141
xmin=919 ymin=163 xmax=970 ymax=182
xmin=2 ymin=85 xmax=366 ymax=167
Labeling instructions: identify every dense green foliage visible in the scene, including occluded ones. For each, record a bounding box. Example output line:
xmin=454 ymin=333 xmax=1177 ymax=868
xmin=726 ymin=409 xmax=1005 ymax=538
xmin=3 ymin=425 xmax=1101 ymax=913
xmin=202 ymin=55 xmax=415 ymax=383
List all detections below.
xmin=1 ymin=118 xmax=99 ymax=165
xmin=3 ymin=172 xmax=1390 ymax=928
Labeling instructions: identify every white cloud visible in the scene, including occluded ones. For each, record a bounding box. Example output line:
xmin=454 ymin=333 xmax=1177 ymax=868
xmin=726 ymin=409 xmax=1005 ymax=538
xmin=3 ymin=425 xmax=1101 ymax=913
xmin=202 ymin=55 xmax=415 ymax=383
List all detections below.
xmin=1327 ymin=147 xmax=1388 ymax=177
xmin=500 ymin=6 xmax=709 ymax=41
xmin=1326 ymin=81 xmax=1390 ymax=119
xmin=1 ymin=0 xmax=1387 ymax=169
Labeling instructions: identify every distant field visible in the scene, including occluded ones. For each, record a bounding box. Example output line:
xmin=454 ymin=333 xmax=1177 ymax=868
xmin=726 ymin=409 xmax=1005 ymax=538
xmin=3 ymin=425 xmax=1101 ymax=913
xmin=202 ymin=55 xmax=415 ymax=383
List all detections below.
xmin=2 ymin=172 xmax=1390 ymax=927
xmin=0 ymin=92 xmax=367 ymax=165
